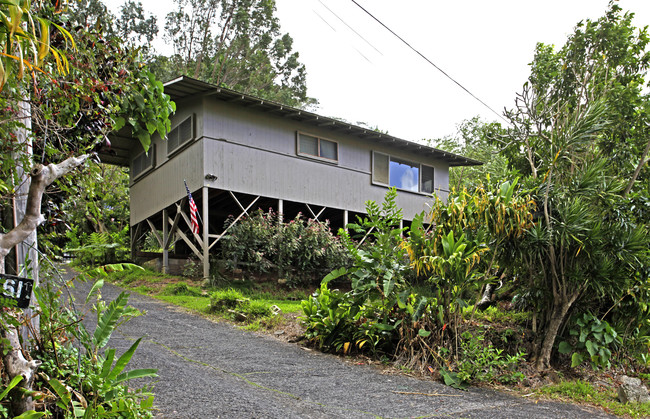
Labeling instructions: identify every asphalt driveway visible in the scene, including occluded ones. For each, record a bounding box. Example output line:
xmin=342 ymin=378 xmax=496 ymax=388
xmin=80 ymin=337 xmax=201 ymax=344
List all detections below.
xmin=66 ymin=267 xmax=614 ymax=418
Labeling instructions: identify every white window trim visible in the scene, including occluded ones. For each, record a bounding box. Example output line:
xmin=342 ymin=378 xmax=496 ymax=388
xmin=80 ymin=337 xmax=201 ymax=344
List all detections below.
xmin=372 ymin=151 xmax=435 ymax=195
xmin=296 ymin=131 xmax=339 ymax=164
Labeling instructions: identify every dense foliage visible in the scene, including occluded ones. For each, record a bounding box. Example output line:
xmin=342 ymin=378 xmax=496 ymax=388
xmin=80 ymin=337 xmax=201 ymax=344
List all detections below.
xmin=220 ymin=209 xmax=350 ymax=284
xmin=302 ymin=184 xmax=534 ymax=383
xmin=0 ymin=0 xmax=171 ymax=415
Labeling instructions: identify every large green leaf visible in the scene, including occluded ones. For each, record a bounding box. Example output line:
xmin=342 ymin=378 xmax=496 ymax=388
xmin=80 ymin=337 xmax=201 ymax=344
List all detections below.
xmin=585 ymin=340 xmax=597 ymax=357
xmin=100 ymin=348 xmax=116 ymax=379
xmin=14 ymin=412 xmax=46 ymax=419
xmin=571 ymin=352 xmax=584 ymax=368
xmin=114 ymin=368 xmax=158 ymax=384
xmin=93 ymin=291 xmax=129 ymax=349
xmin=0 ymin=375 xmax=23 ymax=400
xmin=558 ymin=341 xmax=573 ymax=354
xmin=48 ymin=378 xmax=71 ymax=409
xmin=107 ymin=337 xmax=143 ymax=381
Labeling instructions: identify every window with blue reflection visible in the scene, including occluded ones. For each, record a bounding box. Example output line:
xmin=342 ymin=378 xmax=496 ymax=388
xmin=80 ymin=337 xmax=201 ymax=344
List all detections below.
xmin=389 ymin=158 xmax=419 ymax=192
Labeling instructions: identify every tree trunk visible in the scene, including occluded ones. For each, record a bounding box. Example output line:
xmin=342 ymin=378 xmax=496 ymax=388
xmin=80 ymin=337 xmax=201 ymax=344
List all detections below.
xmin=0 ymin=154 xmax=90 ymax=415
xmin=535 ymin=299 xmax=571 ymax=370
xmin=2 ymin=325 xmax=42 ymax=414
xmin=623 ymin=135 xmax=650 ymax=197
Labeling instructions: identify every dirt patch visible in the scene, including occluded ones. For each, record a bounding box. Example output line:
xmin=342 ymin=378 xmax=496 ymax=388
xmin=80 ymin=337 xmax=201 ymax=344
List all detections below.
xmin=266 ymin=312 xmax=306 ymax=343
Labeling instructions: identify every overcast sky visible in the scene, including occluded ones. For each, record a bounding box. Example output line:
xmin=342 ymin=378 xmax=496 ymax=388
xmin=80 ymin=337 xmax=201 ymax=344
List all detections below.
xmin=104 ymin=0 xmax=650 ymax=142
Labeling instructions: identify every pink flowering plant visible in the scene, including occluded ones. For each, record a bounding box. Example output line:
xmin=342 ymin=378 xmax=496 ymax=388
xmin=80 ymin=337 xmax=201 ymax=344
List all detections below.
xmin=221 ymin=210 xmax=351 ymax=283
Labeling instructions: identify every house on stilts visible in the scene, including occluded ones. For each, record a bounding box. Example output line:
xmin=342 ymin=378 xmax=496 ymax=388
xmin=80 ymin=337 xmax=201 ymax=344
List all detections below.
xmin=99 ymin=76 xmax=482 ymax=277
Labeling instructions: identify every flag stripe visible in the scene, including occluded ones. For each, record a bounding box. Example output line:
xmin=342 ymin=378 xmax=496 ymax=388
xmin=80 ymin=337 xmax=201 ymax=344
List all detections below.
xmin=184 ymin=181 xmax=200 ymax=235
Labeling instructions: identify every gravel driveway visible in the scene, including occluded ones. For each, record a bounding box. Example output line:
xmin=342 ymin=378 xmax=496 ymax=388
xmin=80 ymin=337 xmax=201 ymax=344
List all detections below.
xmin=66 ymin=267 xmax=614 ymax=418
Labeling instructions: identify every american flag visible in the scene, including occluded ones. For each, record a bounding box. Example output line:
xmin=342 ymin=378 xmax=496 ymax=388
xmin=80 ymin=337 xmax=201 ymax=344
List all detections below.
xmin=184 ymin=180 xmax=200 ymax=235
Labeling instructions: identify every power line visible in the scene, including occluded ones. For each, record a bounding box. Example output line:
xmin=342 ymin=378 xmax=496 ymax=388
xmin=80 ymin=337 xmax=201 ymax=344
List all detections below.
xmin=349 ymin=0 xmax=509 ymax=125
xmin=318 ymin=0 xmax=383 ymax=56
xmin=313 ymin=9 xmax=373 ymax=63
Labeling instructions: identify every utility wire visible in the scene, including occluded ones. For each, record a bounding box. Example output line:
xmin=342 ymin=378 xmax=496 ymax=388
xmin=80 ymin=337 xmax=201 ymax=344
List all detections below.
xmin=350 ymin=0 xmax=509 ymax=125
xmin=313 ymin=7 xmax=373 ymax=63
xmin=318 ymin=0 xmax=383 ymax=55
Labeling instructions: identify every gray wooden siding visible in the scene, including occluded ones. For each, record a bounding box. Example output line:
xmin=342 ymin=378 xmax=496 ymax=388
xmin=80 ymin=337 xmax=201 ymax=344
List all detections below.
xmin=130 ymin=141 xmax=204 ymax=225
xmin=204 ymin=138 xmax=447 ymax=219
xmin=130 ymin=96 xmax=450 ymax=224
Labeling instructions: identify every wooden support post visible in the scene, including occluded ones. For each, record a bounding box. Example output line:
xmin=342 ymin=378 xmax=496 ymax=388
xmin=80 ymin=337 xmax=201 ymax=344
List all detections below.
xmin=202 ymin=186 xmax=210 ymax=279
xmin=162 ymin=209 xmax=169 ymax=274
xmin=146 ymin=219 xmax=163 ymax=248
xmin=130 ymin=223 xmax=142 ymax=261
xmin=278 ymin=199 xmax=283 ymax=223
xmin=343 ymin=210 xmax=348 ymax=231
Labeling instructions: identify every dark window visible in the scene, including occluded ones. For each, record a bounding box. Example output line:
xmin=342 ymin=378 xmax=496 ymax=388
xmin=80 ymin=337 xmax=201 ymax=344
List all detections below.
xmin=373 ymin=152 xmax=389 ymax=184
xmin=421 ymin=164 xmax=435 ymax=194
xmin=132 ymin=145 xmax=155 ymax=178
xmin=167 ymin=115 xmax=195 ymax=155
xmin=298 ymin=133 xmax=338 ymax=162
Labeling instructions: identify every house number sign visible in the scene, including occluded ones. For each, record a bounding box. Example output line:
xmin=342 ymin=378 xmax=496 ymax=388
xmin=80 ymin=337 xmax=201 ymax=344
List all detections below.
xmin=1 ymin=273 xmax=33 ymax=309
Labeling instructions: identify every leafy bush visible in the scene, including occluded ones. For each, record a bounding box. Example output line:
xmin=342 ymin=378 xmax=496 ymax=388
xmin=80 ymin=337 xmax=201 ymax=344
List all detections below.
xmin=302 ymin=189 xmax=410 ymax=355
xmin=454 ymin=331 xmax=526 ymax=385
xmin=220 ymin=209 xmax=351 ymax=283
xmin=182 ymin=258 xmax=203 ymax=278
xmin=209 ymin=288 xmax=273 ymax=321
xmin=65 ymin=227 xmax=130 ymax=266
xmin=0 ymin=265 xmax=157 ymax=417
xmin=210 ymin=288 xmax=247 ymax=312
xmin=164 ymin=282 xmax=201 ymax=296
xmin=559 ymin=312 xmax=621 ymax=369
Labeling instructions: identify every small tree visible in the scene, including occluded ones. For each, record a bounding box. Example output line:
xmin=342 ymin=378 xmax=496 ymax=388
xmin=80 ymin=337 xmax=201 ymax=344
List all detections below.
xmin=503 ymin=3 xmax=650 ymax=370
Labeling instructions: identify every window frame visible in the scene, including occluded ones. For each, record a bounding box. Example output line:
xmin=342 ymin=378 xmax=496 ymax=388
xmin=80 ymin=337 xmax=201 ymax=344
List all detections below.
xmin=372 ymin=151 xmax=435 ymax=195
xmin=131 ymin=145 xmax=156 ymax=180
xmin=167 ymin=114 xmax=195 ymax=157
xmin=296 ymin=131 xmax=339 ymax=163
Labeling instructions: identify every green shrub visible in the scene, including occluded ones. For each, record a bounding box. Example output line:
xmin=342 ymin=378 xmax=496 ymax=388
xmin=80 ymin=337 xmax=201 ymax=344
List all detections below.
xmin=15 ymin=267 xmax=158 ymax=417
xmin=65 ymin=227 xmax=130 ymax=266
xmin=182 ymin=258 xmax=203 ymax=278
xmin=454 ymin=331 xmax=526 ymax=385
xmin=243 ymin=300 xmax=272 ymax=317
xmin=164 ymin=282 xmax=201 ymax=296
xmin=301 ymin=189 xmax=409 ymax=355
xmin=220 ymin=209 xmax=351 ymax=283
xmin=209 ymin=289 xmax=276 ymax=323
xmin=209 ymin=288 xmax=247 ymax=313
xmin=558 ymin=312 xmax=621 ymax=369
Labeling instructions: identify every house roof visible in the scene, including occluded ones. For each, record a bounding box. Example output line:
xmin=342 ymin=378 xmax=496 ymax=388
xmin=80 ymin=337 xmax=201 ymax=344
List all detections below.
xmin=102 ymin=75 xmax=483 ymax=167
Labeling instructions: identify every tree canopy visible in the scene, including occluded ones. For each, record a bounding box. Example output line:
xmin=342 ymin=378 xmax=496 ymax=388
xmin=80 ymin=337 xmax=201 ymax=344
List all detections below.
xmin=158 ymin=0 xmax=314 ymax=107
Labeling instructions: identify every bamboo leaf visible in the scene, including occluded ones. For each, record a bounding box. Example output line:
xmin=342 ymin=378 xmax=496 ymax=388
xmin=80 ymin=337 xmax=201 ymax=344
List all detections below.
xmin=100 ymin=348 xmax=115 ymax=379
xmin=14 ymin=412 xmax=46 ymax=419
xmin=36 ymin=17 xmax=49 ymax=64
xmin=85 ymin=279 xmax=104 ymax=304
